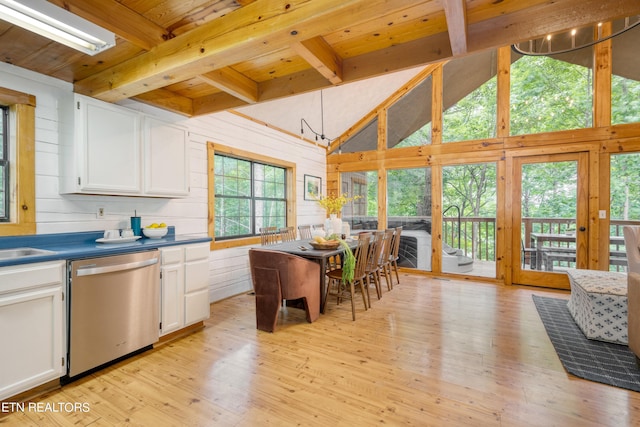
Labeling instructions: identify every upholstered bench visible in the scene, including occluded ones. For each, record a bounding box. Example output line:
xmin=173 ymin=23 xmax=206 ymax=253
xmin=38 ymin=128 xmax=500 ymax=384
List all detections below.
xmin=566 ymin=268 xmax=628 ymax=345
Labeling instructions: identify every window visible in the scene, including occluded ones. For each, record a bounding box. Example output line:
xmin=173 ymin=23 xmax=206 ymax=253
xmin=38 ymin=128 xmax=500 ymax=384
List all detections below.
xmin=442 ymin=50 xmax=497 ymax=142
xmin=208 ymin=143 xmax=295 ymax=246
xmin=340 ymin=171 xmax=378 ymax=230
xmin=214 ymin=154 xmax=287 ymax=239
xmin=0 ymin=106 xmax=8 ymax=221
xmin=510 ymin=51 xmax=593 ymax=135
xmin=0 ymin=87 xmax=36 ymax=235
xmin=388 ymin=76 xmax=432 ymax=148
xmin=612 ymin=21 xmax=640 ymax=125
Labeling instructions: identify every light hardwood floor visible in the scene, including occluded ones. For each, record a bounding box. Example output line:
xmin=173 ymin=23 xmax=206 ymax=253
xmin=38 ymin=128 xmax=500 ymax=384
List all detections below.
xmin=3 ymin=273 xmax=640 ymax=426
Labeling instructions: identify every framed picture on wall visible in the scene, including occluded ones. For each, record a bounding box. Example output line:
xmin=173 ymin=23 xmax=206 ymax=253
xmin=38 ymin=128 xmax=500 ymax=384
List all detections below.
xmin=304 ymin=175 xmax=321 ymax=200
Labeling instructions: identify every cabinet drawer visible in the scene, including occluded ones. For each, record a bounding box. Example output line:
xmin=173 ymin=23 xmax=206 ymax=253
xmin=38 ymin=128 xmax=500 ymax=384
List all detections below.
xmin=0 ymin=262 xmax=64 ymax=295
xmin=161 ymin=247 xmax=183 ymax=265
xmin=184 ymin=244 xmax=209 ymax=262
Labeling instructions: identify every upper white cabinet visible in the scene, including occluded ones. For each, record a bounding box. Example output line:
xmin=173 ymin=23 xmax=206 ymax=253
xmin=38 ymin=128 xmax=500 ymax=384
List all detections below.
xmin=143 ymin=116 xmax=189 ymax=197
xmin=60 ymin=94 xmax=189 ymax=198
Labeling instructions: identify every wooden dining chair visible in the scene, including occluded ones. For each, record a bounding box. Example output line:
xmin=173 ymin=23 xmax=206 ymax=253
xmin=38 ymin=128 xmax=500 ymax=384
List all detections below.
xmin=298 ymin=225 xmax=312 ymax=240
xmin=259 ymin=227 xmax=279 ymax=245
xmin=364 ymin=230 xmax=385 ymax=303
xmin=279 ymin=226 xmax=296 ymax=242
xmin=377 ymin=229 xmax=395 ymax=291
xmin=324 ymin=232 xmax=371 ymax=321
xmin=389 ymin=227 xmax=402 ymax=285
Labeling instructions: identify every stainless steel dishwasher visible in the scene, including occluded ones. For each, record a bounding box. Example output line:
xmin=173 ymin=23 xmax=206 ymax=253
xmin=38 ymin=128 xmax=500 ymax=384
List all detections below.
xmin=67 ymin=250 xmax=160 ymax=379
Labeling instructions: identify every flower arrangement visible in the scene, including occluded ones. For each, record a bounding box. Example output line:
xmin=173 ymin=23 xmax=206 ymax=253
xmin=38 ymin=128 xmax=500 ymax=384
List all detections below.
xmin=313 ymin=192 xmax=361 ymax=215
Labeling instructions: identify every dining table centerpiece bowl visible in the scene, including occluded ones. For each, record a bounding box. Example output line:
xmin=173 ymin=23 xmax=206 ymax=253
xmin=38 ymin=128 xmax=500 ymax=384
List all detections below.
xmin=309 ymin=240 xmax=340 ymax=250
xmin=309 ymin=234 xmax=341 ymax=250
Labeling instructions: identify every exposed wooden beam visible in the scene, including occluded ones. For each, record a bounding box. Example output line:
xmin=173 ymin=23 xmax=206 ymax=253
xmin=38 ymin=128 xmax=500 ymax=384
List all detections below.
xmin=198 ymin=68 xmax=259 ymax=104
xmin=442 ymin=0 xmax=468 ymax=55
xmin=73 ymin=0 xmax=421 ymax=102
xmin=133 ymin=89 xmax=194 ymax=116
xmin=292 ymin=36 xmax=343 ymax=84
xmin=48 ymin=0 xmax=167 ymax=51
xmin=193 ymin=92 xmax=250 ymax=116
xmin=191 ymin=33 xmax=453 ymax=116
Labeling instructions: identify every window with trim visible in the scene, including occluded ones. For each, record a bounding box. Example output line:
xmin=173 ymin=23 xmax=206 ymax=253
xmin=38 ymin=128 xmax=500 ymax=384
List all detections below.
xmin=0 ymin=106 xmax=8 ymax=221
xmin=0 ymin=87 xmax=36 ymax=235
xmin=214 ymin=153 xmax=287 ymax=239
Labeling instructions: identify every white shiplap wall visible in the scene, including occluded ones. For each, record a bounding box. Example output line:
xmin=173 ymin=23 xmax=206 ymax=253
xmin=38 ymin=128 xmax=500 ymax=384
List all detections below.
xmin=0 ymin=62 xmax=327 ymax=302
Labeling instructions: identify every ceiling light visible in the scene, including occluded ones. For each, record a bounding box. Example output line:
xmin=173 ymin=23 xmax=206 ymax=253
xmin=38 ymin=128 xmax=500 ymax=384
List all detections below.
xmin=300 ymin=90 xmax=333 ymax=145
xmin=512 ymin=15 xmax=640 ymax=56
xmin=0 ymin=0 xmax=115 ymax=55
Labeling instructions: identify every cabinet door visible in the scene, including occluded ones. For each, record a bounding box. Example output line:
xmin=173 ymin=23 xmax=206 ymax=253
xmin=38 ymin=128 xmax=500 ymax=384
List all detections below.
xmin=160 ymin=263 xmax=184 ymax=336
xmin=0 ymin=285 xmax=63 ymax=400
xmin=184 ymin=258 xmax=210 ymax=325
xmin=77 ymin=96 xmax=141 ymax=194
xmin=184 ymin=289 xmax=210 ymax=325
xmin=144 ymin=116 xmax=189 ymax=197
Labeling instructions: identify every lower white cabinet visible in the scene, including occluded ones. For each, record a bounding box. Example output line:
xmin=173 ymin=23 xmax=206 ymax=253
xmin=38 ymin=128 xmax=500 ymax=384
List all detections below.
xmin=0 ymin=261 xmax=65 ymax=400
xmin=160 ymin=244 xmax=210 ymax=336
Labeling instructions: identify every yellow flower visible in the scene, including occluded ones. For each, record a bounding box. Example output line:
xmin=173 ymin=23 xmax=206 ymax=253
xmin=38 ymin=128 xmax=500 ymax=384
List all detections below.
xmin=312 ymin=192 xmax=361 ymax=215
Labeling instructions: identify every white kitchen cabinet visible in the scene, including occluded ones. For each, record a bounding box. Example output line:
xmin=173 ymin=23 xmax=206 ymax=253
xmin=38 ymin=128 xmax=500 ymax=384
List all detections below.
xmin=159 ymin=244 xmax=210 ymax=336
xmin=183 ymin=244 xmax=211 ymax=324
xmin=144 ymin=116 xmax=189 ymax=197
xmin=60 ymin=94 xmax=189 ymax=198
xmin=160 ymin=247 xmax=184 ymax=335
xmin=63 ymin=94 xmax=142 ymax=195
xmin=0 ymin=261 xmax=65 ymax=400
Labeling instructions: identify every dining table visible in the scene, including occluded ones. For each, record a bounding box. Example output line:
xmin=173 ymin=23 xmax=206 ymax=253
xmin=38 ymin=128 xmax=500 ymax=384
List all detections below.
xmin=529 ymin=232 xmax=626 ymax=270
xmin=264 ymin=238 xmax=358 ymax=312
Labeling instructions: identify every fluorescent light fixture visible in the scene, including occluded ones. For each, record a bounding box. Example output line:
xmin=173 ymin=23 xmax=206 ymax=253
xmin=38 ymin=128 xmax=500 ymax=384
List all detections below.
xmin=0 ymin=0 xmax=115 ymax=55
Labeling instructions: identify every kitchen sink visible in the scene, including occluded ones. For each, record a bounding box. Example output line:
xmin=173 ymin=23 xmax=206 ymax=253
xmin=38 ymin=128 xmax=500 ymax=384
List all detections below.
xmin=0 ymin=247 xmax=56 ymax=259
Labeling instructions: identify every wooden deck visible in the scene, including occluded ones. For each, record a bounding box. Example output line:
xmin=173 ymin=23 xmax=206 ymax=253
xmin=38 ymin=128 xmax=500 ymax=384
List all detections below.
xmin=2 ymin=274 xmax=639 ymax=426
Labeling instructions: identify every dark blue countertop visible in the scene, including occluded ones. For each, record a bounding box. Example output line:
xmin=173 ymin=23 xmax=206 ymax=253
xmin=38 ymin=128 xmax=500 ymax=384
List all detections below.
xmin=0 ymin=226 xmax=212 ymax=267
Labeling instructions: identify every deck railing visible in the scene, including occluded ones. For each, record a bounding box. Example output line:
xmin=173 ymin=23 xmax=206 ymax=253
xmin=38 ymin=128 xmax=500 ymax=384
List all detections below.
xmin=350 ymin=215 xmax=637 ymax=271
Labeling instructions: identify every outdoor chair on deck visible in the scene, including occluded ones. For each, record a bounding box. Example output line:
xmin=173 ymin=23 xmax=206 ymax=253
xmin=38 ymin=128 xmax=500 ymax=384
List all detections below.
xmin=249 ymin=248 xmax=320 ymax=332
xmin=521 ymin=239 xmax=537 ymax=269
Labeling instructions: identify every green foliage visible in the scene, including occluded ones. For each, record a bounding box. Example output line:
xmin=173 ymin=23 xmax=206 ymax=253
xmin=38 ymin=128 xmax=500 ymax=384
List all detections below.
xmin=339 ymin=239 xmax=356 ymax=283
xmin=610 ymin=153 xmax=640 ymax=220
xmin=612 ymin=75 xmax=640 ymax=125
xmin=443 ymin=77 xmax=497 ymax=142
xmin=521 ymin=162 xmax=577 ymax=218
xmin=387 ymin=168 xmax=431 ymax=216
xmin=510 ymin=55 xmax=593 ymax=135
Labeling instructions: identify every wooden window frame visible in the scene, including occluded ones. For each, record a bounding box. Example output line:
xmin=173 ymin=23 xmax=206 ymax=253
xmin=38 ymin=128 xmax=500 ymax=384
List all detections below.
xmin=0 ymin=87 xmax=36 ymax=235
xmin=207 ymin=142 xmax=296 ymax=250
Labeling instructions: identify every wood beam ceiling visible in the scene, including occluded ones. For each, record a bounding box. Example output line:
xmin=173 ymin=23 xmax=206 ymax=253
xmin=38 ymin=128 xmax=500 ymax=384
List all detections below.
xmin=63 ymin=0 xmax=640 ymax=118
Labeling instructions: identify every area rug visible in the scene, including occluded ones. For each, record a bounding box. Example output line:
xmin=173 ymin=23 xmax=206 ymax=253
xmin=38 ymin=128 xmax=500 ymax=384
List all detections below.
xmin=533 ymin=295 xmax=640 ymax=392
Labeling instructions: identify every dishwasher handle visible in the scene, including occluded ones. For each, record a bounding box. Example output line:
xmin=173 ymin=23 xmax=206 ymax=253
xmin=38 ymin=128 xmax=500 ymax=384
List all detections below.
xmin=75 ymin=257 xmax=158 ymax=277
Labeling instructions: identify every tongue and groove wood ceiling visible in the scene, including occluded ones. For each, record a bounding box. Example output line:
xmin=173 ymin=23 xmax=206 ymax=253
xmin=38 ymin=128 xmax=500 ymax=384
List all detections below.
xmin=1 ymin=0 xmax=639 ymax=117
